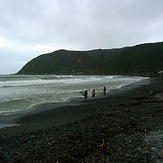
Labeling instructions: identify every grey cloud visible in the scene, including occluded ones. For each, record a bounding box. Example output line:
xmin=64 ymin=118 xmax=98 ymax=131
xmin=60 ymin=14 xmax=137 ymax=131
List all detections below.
xmin=1 ymin=0 xmax=162 ymax=47
xmin=0 ymin=0 xmax=163 ymax=74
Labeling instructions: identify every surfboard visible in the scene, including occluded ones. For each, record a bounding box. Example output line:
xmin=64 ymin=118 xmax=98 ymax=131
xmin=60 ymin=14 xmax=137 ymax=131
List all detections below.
xmin=79 ymin=90 xmax=86 ymax=96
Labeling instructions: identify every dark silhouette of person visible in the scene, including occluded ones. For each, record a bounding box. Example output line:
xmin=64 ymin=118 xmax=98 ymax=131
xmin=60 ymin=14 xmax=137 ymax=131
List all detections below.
xmin=92 ymin=89 xmax=96 ymax=98
xmin=103 ymin=86 xmax=106 ymax=95
xmin=84 ymin=90 xmax=88 ymax=100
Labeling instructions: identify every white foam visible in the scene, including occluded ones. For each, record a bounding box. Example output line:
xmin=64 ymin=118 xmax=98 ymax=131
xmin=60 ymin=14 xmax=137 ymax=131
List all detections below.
xmin=0 ymin=75 xmax=148 ymax=116
xmin=0 ymin=123 xmax=20 ymax=129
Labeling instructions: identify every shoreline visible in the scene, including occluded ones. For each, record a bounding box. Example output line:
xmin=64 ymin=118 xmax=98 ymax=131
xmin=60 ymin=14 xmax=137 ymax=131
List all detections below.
xmin=0 ymin=76 xmax=149 ymax=131
xmin=0 ymin=77 xmax=162 ymax=162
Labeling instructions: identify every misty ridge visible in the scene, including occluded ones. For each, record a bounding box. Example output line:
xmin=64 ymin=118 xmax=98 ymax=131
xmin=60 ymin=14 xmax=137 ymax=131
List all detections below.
xmin=17 ymin=42 xmax=163 ymax=76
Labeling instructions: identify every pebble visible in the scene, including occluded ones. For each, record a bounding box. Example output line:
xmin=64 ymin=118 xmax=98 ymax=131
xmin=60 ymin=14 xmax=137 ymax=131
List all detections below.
xmin=0 ymin=78 xmax=162 ymax=162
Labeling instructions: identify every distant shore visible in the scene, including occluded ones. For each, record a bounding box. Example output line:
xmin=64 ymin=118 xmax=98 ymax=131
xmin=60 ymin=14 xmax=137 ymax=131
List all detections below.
xmin=0 ymin=77 xmax=162 ymax=162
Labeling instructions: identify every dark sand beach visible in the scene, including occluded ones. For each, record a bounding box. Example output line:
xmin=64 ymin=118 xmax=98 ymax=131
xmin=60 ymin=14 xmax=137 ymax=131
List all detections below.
xmin=0 ymin=77 xmax=163 ymax=162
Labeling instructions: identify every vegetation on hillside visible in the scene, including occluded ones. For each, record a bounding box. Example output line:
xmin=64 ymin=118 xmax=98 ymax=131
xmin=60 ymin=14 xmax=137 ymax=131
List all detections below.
xmin=17 ymin=42 xmax=163 ymax=75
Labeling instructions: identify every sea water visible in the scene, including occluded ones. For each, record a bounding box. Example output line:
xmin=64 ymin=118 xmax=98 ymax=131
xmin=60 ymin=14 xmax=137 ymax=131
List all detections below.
xmin=0 ymin=75 xmax=149 ymax=128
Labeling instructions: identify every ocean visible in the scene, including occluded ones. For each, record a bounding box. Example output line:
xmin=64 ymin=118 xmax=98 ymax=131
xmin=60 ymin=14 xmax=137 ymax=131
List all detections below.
xmin=0 ymin=75 xmax=149 ymax=128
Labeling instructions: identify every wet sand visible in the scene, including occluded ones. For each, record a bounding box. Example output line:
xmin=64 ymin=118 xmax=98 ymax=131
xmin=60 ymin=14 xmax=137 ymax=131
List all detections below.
xmin=0 ymin=77 xmax=162 ymax=162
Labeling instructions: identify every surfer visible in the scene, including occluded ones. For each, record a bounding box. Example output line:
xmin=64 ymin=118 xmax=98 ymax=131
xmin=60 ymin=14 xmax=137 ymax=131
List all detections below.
xmin=103 ymin=86 xmax=106 ymax=95
xmin=84 ymin=90 xmax=88 ymax=100
xmin=92 ymin=89 xmax=96 ymax=98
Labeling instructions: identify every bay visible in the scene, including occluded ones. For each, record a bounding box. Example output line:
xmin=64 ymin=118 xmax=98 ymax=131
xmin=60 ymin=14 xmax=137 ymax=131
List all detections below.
xmin=0 ymin=75 xmax=149 ymax=128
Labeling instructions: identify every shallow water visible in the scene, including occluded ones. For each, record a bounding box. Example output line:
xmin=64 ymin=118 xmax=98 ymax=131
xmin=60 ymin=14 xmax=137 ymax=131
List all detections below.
xmin=0 ymin=75 xmax=149 ymax=128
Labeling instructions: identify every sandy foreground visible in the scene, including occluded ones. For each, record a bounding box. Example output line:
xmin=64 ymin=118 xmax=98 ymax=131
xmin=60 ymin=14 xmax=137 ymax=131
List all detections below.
xmin=0 ymin=77 xmax=163 ymax=162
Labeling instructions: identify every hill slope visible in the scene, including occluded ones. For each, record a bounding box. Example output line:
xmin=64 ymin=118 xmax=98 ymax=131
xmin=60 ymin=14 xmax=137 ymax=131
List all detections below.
xmin=17 ymin=42 xmax=163 ymax=75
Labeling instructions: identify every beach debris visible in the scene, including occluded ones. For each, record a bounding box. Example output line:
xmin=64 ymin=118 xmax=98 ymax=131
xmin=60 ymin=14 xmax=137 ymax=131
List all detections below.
xmin=155 ymin=93 xmax=163 ymax=101
xmin=0 ymin=79 xmax=162 ymax=162
xmin=149 ymin=90 xmax=156 ymax=95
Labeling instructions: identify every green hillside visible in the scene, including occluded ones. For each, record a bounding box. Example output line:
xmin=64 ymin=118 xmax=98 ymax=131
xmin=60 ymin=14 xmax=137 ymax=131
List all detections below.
xmin=17 ymin=42 xmax=163 ymax=75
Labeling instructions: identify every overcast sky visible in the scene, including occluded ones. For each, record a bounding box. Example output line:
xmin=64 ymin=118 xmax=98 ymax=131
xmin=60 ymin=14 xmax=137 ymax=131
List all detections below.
xmin=0 ymin=0 xmax=163 ymax=74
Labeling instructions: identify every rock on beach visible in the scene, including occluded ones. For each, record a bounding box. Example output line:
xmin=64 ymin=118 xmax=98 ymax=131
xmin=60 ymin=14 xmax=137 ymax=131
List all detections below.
xmin=0 ymin=77 xmax=163 ymax=162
